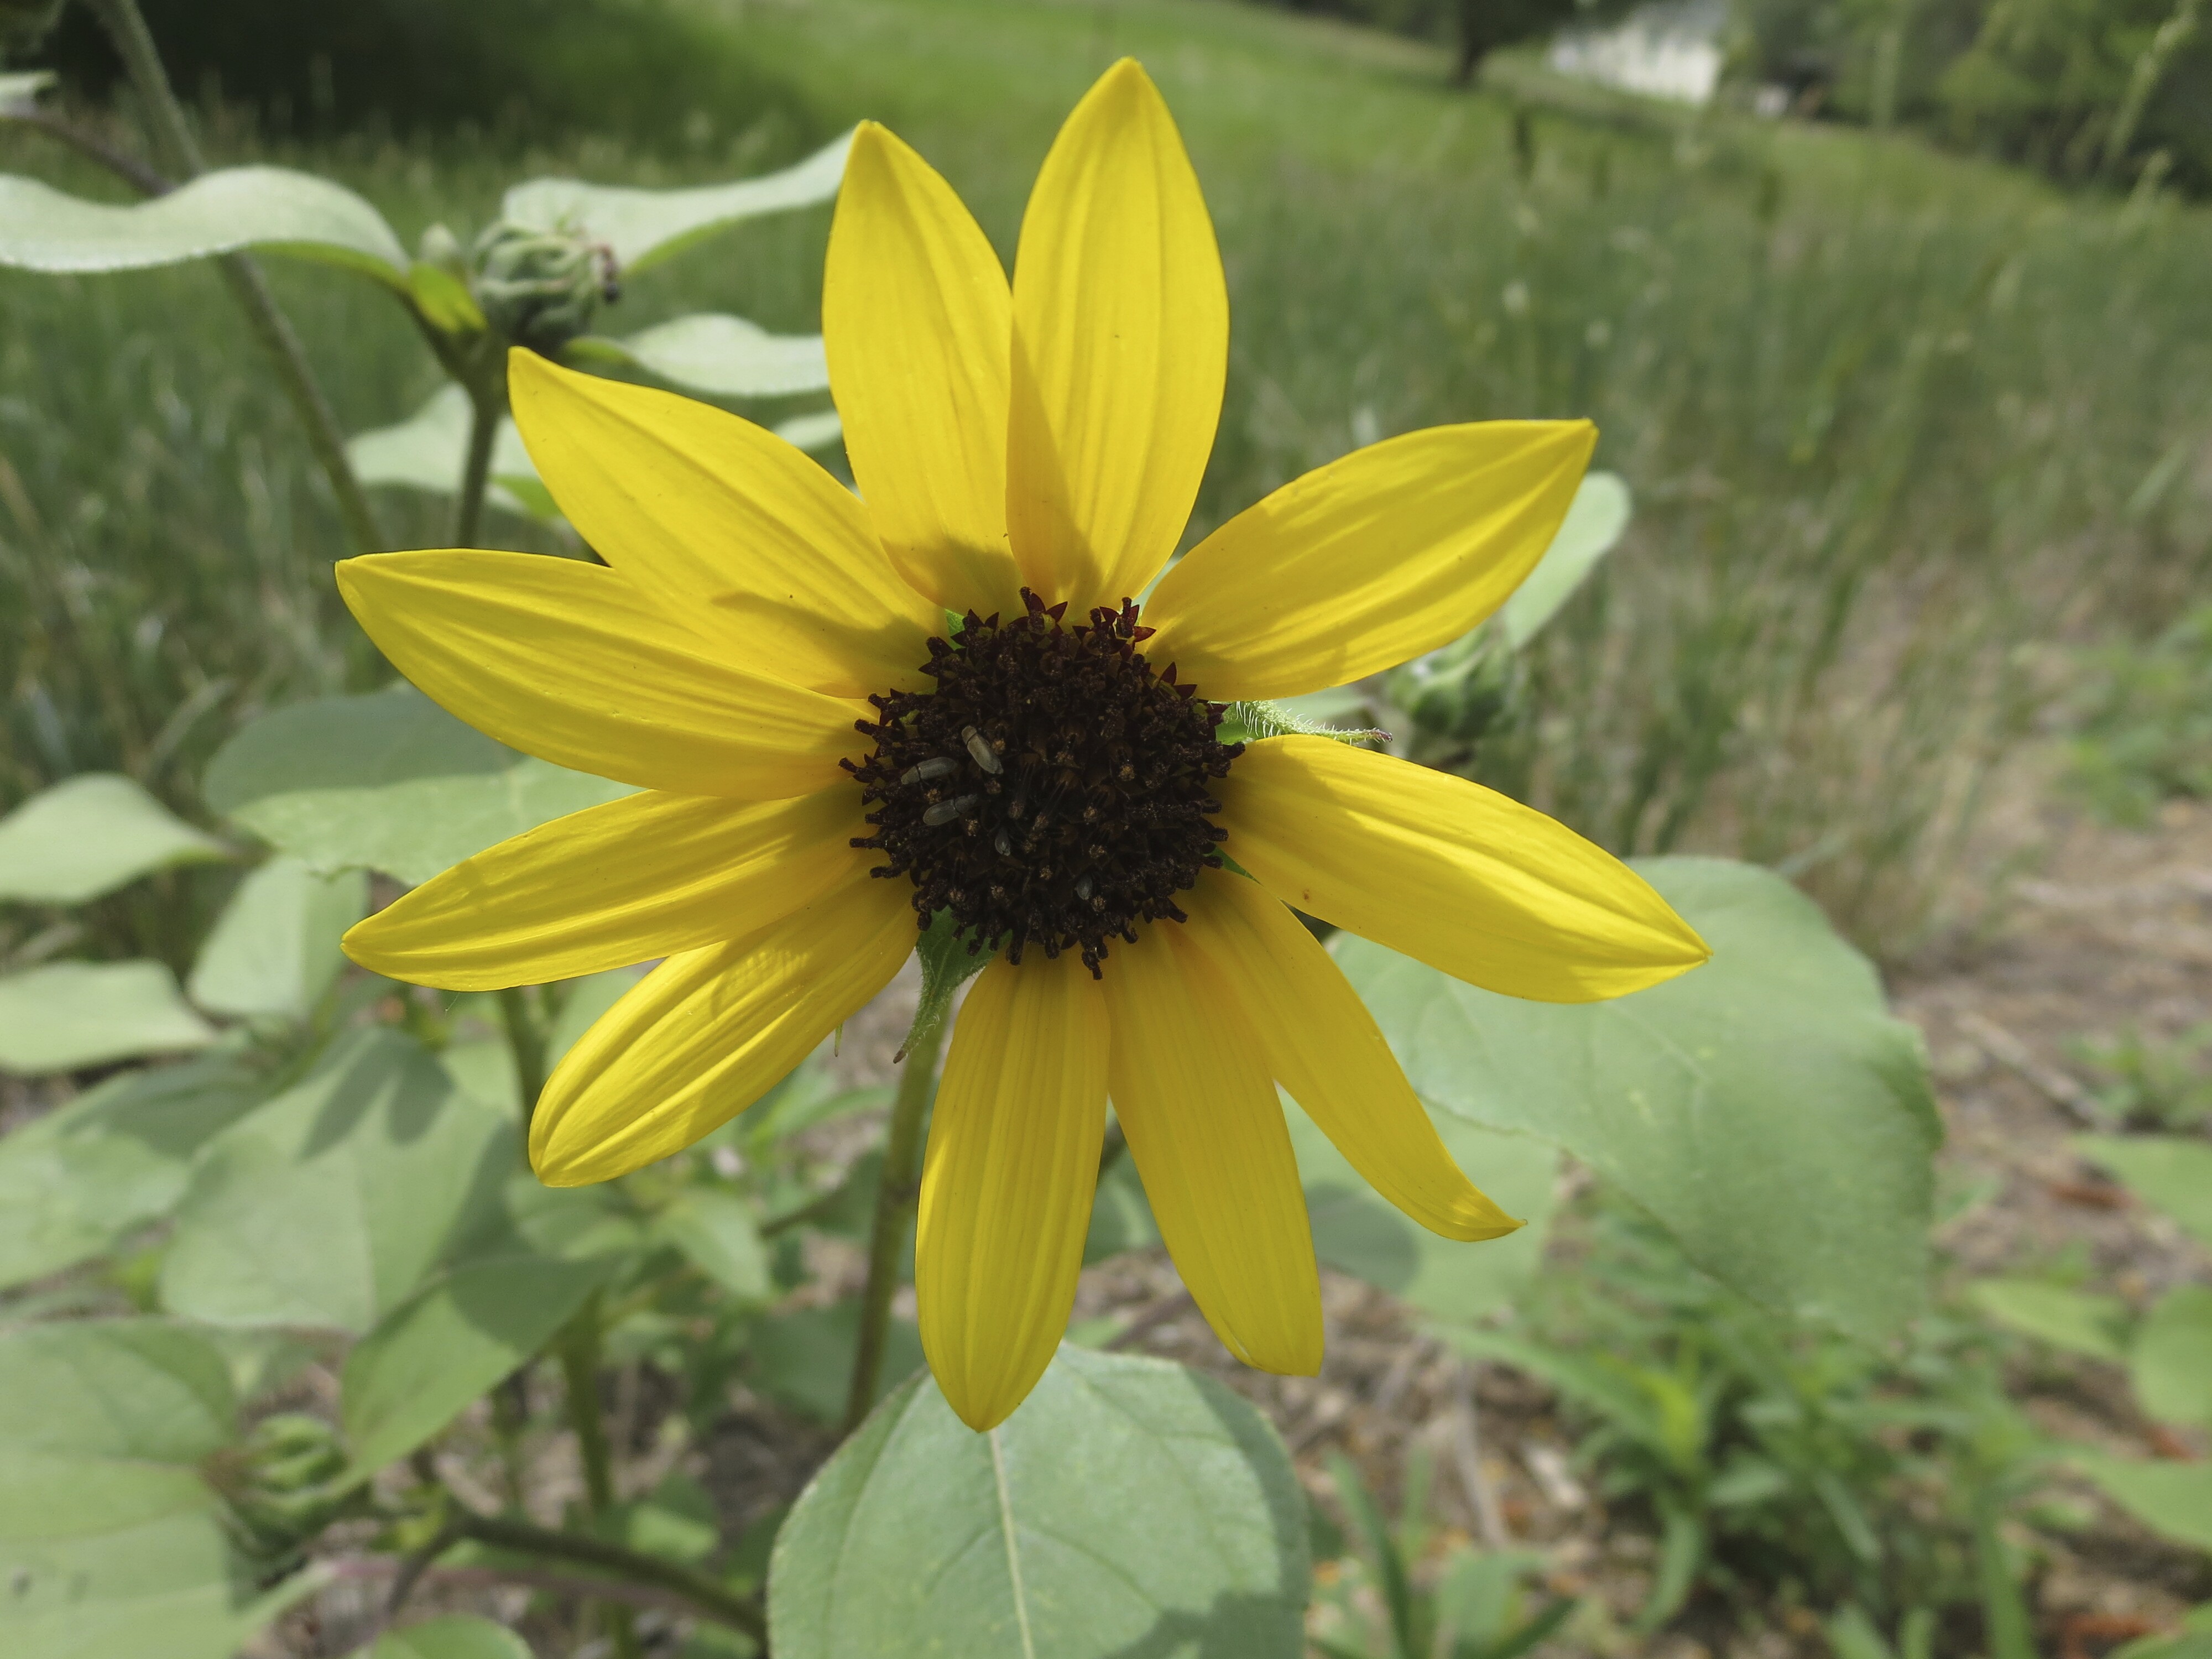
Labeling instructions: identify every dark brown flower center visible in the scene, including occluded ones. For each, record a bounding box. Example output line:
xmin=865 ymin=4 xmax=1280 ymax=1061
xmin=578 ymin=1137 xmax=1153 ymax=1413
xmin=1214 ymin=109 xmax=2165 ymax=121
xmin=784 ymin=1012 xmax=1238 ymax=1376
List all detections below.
xmin=844 ymin=590 xmax=1242 ymax=977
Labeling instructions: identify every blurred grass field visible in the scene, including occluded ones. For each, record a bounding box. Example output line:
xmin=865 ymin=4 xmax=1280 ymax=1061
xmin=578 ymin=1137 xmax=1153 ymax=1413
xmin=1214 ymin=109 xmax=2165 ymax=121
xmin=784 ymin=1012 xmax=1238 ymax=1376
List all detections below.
xmin=5 ymin=0 xmax=2209 ymax=956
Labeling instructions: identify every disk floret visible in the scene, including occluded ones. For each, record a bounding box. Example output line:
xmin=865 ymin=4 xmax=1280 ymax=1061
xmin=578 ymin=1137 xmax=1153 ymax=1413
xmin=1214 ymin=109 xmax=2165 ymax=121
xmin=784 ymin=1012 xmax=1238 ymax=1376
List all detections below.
xmin=846 ymin=589 xmax=1242 ymax=975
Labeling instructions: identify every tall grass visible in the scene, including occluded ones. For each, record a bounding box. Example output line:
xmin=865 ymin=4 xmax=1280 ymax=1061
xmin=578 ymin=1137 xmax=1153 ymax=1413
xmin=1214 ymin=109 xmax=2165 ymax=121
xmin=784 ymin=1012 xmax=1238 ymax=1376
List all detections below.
xmin=4 ymin=0 xmax=2209 ymax=954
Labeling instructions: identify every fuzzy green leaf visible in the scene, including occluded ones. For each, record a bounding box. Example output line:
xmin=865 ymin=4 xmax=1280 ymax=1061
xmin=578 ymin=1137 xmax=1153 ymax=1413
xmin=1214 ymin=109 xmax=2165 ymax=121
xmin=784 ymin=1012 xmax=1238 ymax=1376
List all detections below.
xmin=567 ymin=314 xmax=831 ymax=399
xmin=204 ymin=685 xmax=633 ymax=888
xmin=342 ymin=1252 xmax=612 ymax=1475
xmin=1291 ymin=1105 xmax=1559 ymax=1325
xmin=1335 ymin=857 xmax=1939 ymax=1340
xmin=1497 ymin=469 xmax=1632 ymax=649
xmin=0 ymin=166 xmax=408 ymax=286
xmin=0 ymin=1048 xmax=274 ymax=1290
xmin=654 ymin=1190 xmax=771 ymax=1299
xmin=769 ymin=1346 xmax=1308 ymax=1659
xmin=2072 ymin=1453 xmax=2212 ymax=1552
xmin=2131 ymin=1285 xmax=2212 ymax=1428
xmin=0 ymin=773 xmax=229 ymax=906
xmin=2072 ymin=1134 xmax=2212 ymax=1250
xmin=501 ymin=129 xmax=852 ymax=274
xmin=0 ymin=961 xmax=218 ymax=1074
xmin=0 ymin=1320 xmax=311 ymax=1659
xmin=347 ymin=384 xmax=546 ymax=520
xmin=187 ymin=856 xmax=366 ymax=1022
xmin=160 ymin=1029 xmax=512 ymax=1334
xmin=1969 ymin=1279 xmax=2132 ymax=1362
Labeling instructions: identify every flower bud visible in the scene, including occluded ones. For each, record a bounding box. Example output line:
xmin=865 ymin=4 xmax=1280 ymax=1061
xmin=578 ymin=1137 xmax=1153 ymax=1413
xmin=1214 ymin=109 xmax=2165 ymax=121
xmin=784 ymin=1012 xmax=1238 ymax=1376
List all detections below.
xmin=469 ymin=221 xmax=620 ymax=354
xmin=1385 ymin=626 xmax=1519 ymax=745
xmin=211 ymin=1412 xmax=359 ymax=1557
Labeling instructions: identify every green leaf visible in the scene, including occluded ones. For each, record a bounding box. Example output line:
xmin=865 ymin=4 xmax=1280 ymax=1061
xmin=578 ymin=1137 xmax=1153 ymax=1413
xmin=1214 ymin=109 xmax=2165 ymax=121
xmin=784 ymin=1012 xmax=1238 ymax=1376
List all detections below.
xmin=358 ymin=1615 xmax=534 ymax=1659
xmin=2131 ymin=1285 xmax=2212 ymax=1427
xmin=187 ymin=856 xmax=367 ymax=1022
xmin=1969 ymin=1279 xmax=2132 ymax=1362
xmin=0 ymin=1320 xmax=313 ymax=1659
xmin=2072 ymin=1134 xmax=2212 ymax=1250
xmin=1335 ymin=857 xmax=1939 ymax=1340
xmin=568 ymin=314 xmax=831 ymax=399
xmin=747 ymin=1299 xmax=922 ymax=1425
xmin=0 ymin=1319 xmax=234 ymax=1500
xmin=0 ymin=960 xmax=218 ymax=1073
xmin=204 ymin=685 xmax=633 ymax=886
xmin=342 ymin=1251 xmax=612 ymax=1475
xmin=1496 ymin=469 xmax=1632 ymax=649
xmin=770 ymin=409 xmax=847 ymax=455
xmin=0 ymin=1510 xmax=317 ymax=1659
xmin=654 ymin=1190 xmax=770 ymax=1299
xmin=769 ymin=1346 xmax=1309 ymax=1659
xmin=0 ymin=1048 xmax=274 ymax=1290
xmin=502 ymin=129 xmax=852 ymax=275
xmin=0 ymin=773 xmax=230 ymax=905
xmin=160 ymin=1028 xmax=512 ymax=1333
xmin=1290 ymin=1107 xmax=1559 ymax=1325
xmin=347 ymin=384 xmax=547 ymax=521
xmin=2072 ymin=1453 xmax=2212 ymax=1552
xmin=0 ymin=166 xmax=407 ymax=286
xmin=405 ymin=262 xmax=487 ymax=335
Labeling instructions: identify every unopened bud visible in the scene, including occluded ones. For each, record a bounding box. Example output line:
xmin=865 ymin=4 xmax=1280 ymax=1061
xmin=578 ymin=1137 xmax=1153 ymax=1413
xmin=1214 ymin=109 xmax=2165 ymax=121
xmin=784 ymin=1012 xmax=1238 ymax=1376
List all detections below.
xmin=469 ymin=220 xmax=620 ymax=354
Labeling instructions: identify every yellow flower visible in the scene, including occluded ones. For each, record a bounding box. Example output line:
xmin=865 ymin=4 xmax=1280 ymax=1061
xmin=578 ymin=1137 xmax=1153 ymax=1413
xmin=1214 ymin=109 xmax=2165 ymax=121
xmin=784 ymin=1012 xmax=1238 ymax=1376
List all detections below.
xmin=336 ymin=61 xmax=1708 ymax=1431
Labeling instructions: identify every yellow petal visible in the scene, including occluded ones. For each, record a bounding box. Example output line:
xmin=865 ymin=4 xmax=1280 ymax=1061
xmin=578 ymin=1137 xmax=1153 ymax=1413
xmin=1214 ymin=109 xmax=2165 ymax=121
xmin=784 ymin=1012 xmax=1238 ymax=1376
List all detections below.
xmin=531 ymin=875 xmax=915 ymax=1185
xmin=1005 ymin=59 xmax=1227 ymax=610
xmin=917 ymin=953 xmax=1109 ymax=1431
xmin=1219 ymin=736 xmax=1709 ymax=1003
xmin=1181 ymin=868 xmax=1520 ymax=1241
xmin=1142 ymin=421 xmax=1596 ymax=701
xmin=343 ymin=787 xmax=875 ymax=993
xmin=1103 ymin=927 xmax=1322 ymax=1374
xmin=337 ymin=550 xmax=868 ymax=797
xmin=824 ymin=123 xmax=1025 ymax=617
xmin=507 ymin=348 xmax=938 ymax=698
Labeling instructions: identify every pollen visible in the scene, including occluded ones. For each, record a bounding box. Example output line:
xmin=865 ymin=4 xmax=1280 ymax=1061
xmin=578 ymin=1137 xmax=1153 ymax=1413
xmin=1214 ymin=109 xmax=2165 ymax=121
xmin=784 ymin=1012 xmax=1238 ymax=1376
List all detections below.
xmin=844 ymin=590 xmax=1242 ymax=975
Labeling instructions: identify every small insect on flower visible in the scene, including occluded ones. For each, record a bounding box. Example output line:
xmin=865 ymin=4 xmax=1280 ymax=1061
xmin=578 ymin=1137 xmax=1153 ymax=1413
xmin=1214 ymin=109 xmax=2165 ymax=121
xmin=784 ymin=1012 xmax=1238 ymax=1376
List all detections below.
xmin=332 ymin=60 xmax=1709 ymax=1433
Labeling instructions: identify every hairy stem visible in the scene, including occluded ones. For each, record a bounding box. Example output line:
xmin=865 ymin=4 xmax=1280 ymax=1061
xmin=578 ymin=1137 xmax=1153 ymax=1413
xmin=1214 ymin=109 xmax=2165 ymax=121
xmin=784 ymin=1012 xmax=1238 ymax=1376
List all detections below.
xmin=453 ymin=385 xmax=500 ymax=549
xmin=843 ymin=1013 xmax=947 ymax=1433
xmin=81 ymin=0 xmax=383 ymax=556
xmin=557 ymin=1292 xmax=640 ymax=1658
xmin=437 ymin=1514 xmax=768 ymax=1642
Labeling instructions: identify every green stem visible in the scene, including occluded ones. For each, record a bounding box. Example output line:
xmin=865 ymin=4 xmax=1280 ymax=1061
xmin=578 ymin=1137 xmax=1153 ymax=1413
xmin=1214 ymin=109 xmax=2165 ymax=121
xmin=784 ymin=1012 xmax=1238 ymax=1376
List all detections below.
xmin=447 ymin=1512 xmax=767 ymax=1644
xmin=497 ymin=985 xmax=546 ymax=1124
xmin=843 ymin=1014 xmax=947 ymax=1434
xmin=557 ymin=1293 xmax=640 ymax=1659
xmin=559 ymin=1296 xmax=615 ymax=1516
xmin=82 ymin=0 xmax=383 ymax=556
xmin=453 ymin=385 xmax=500 ymax=549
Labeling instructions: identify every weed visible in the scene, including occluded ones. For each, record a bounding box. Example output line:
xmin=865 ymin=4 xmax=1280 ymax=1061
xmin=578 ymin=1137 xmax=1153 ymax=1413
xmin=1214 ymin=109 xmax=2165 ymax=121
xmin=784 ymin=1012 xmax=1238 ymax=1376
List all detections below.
xmin=2064 ymin=1024 xmax=2212 ymax=1130
xmin=1465 ymin=1199 xmax=2043 ymax=1651
xmin=2066 ymin=604 xmax=2212 ymax=827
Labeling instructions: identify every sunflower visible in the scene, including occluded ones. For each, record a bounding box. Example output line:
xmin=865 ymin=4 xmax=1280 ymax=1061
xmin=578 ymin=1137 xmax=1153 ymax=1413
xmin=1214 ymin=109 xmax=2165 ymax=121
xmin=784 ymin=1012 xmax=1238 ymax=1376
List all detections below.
xmin=337 ymin=60 xmax=1708 ymax=1432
